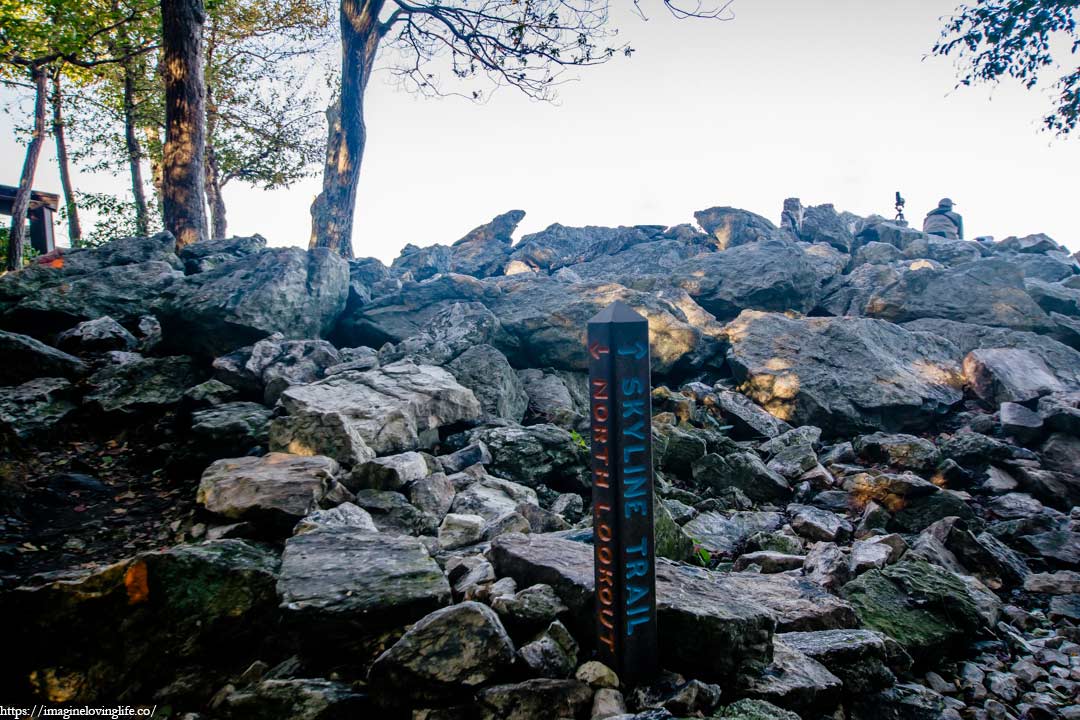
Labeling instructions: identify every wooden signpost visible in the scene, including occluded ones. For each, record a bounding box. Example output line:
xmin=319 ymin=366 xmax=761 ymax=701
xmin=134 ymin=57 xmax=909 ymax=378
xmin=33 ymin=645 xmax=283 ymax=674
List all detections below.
xmin=587 ymin=300 xmax=658 ymax=683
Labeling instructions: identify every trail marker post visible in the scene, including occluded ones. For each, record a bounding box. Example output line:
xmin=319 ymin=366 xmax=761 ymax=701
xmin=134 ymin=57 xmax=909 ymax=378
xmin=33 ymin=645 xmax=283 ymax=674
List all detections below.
xmin=587 ymin=300 xmax=658 ymax=683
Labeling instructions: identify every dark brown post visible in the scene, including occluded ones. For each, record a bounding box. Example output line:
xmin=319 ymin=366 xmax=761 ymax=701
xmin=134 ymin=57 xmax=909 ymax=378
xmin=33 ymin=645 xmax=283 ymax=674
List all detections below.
xmin=587 ymin=300 xmax=658 ymax=683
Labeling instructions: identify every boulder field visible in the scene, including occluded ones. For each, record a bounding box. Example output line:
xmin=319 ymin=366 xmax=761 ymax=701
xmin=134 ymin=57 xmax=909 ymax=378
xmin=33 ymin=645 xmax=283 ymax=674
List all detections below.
xmin=1 ymin=200 xmax=1079 ymax=719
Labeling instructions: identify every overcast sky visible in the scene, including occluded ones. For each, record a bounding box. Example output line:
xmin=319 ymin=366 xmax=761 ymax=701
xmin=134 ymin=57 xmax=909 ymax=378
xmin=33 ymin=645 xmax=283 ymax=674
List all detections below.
xmin=2 ymin=0 xmax=1078 ymax=263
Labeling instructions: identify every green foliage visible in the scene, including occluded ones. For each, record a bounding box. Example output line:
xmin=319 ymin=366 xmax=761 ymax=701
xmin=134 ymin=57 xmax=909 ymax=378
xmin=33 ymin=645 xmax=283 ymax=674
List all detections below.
xmin=934 ymin=1 xmax=1080 ymax=135
xmin=689 ymin=537 xmax=712 ymax=567
xmin=569 ymin=429 xmax=588 ymax=450
xmin=71 ymin=190 xmax=159 ymax=247
xmin=0 ymin=225 xmax=39 ymax=268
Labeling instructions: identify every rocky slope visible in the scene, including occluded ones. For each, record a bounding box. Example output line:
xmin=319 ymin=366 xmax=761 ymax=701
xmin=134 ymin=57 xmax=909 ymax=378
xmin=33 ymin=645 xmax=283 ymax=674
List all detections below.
xmin=0 ymin=200 xmax=1078 ymax=720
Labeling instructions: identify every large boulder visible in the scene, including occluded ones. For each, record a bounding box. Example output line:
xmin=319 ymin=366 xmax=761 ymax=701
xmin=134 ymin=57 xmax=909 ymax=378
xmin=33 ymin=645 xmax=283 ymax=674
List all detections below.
xmin=178 ymin=235 xmax=267 ymax=274
xmin=902 ymin=317 xmax=1080 ymax=388
xmin=84 ymin=356 xmax=203 ymax=416
xmin=447 ymin=345 xmax=529 ymax=422
xmin=270 ymin=361 xmax=481 ymax=466
xmin=368 ymin=602 xmax=515 ymax=704
xmin=197 ymin=453 xmax=344 ymax=532
xmin=484 ymin=275 xmax=725 ymax=374
xmin=467 ymin=424 xmax=588 ymax=493
xmin=670 ymin=239 xmax=832 ymax=321
xmin=2 ymin=261 xmax=181 ymax=337
xmin=333 ymin=274 xmax=500 ymax=348
xmin=54 ymin=316 xmax=138 ymax=355
xmin=863 ymin=259 xmax=1054 ymax=333
xmin=212 ymin=334 xmax=342 ymax=404
xmin=448 ymin=209 xmax=525 ymax=277
xmin=507 ymin=223 xmax=658 ymax=272
xmin=0 ymin=377 xmax=78 ymax=439
xmin=276 ymin=528 xmax=451 ymax=650
xmin=154 ymin=247 xmax=349 ymax=357
xmin=1 ymin=539 xmax=279 ymax=702
xmin=0 ymin=330 xmax=87 ymax=385
xmin=725 ymin=311 xmax=964 ymax=435
xmin=841 ymin=559 xmax=999 ymax=663
xmin=379 ymin=301 xmax=514 ymax=366
xmin=488 ymin=533 xmax=775 ymax=683
xmin=694 ymin=206 xmax=779 ymax=250
xmin=962 ymin=348 xmax=1064 ymax=404
xmin=563 ymin=238 xmax=703 ymax=284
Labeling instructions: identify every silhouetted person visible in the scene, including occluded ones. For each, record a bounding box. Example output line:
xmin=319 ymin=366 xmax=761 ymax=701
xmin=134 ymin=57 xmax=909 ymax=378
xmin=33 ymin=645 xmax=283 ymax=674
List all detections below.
xmin=922 ymin=198 xmax=964 ymax=240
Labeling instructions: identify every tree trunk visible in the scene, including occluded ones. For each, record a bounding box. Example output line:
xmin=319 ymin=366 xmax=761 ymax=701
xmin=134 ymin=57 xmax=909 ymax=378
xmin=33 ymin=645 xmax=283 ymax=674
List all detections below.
xmin=51 ymin=74 xmax=82 ymax=246
xmin=309 ymin=0 xmax=384 ymax=259
xmin=161 ymin=0 xmax=208 ymax=247
xmin=123 ymin=59 xmax=151 ymax=236
xmin=204 ymin=81 xmax=227 ymax=239
xmin=7 ymin=67 xmax=48 ymax=271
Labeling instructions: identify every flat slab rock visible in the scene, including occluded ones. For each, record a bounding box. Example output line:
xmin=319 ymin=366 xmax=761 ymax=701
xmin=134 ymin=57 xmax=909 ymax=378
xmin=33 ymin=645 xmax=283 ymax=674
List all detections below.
xmin=489 ymin=533 xmax=857 ymax=682
xmin=277 ymin=528 xmax=451 ymax=643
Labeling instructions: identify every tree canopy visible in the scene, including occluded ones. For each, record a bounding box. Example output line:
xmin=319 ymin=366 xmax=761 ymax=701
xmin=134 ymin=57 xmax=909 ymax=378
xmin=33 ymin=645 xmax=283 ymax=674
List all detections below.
xmin=934 ymin=0 xmax=1079 ymax=135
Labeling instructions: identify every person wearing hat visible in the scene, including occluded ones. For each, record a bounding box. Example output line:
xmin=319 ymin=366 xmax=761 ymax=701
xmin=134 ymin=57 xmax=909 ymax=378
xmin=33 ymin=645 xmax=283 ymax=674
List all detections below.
xmin=922 ymin=198 xmax=964 ymax=240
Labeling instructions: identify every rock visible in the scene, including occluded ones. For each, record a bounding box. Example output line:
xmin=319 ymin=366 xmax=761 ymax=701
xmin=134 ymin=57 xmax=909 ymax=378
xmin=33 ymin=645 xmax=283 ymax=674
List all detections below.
xmin=734 ymin=551 xmax=806 ymax=573
xmin=4 ymin=261 xmax=182 ymax=337
xmin=348 ymin=452 xmax=431 ymax=492
xmin=277 ymin=529 xmax=450 ymax=648
xmin=714 ymin=389 xmax=793 ymax=440
xmin=0 ymin=329 xmax=87 ymax=385
xmin=655 ymin=495 xmax=695 ymax=563
xmin=889 ymin=489 xmax=978 ymax=534
xmin=716 ymin=699 xmax=800 ymax=719
xmin=353 ymin=489 xmax=439 ymax=536
xmin=682 ymin=511 xmax=784 ymax=558
xmin=695 ymin=206 xmax=778 ymax=249
xmin=379 ymin=301 xmax=512 ymax=366
xmin=803 ymin=541 xmax=852 ymax=591
xmin=448 ymin=344 xmax=529 ymax=422
xmin=197 ymin=453 xmax=344 ymax=532
xmin=468 ymin=424 xmax=588 ymax=493
xmin=850 ymin=539 xmax=900 ymax=575
xmin=691 ymin=453 xmax=791 ymax=504
xmin=2 ymin=539 xmax=279 ymax=702
xmin=1015 ymin=531 xmax=1080 ymax=568
xmin=963 ymin=349 xmax=1064 ymax=405
xmin=996 ymin=233 xmax=1065 ymax=254
xmin=0 ymin=377 xmax=78 ymax=439
xmin=518 ymin=368 xmax=586 ymax=426
xmin=999 ymin=402 xmax=1043 ymax=443
xmin=779 ymin=628 xmax=895 ymax=694
xmin=590 ymin=687 xmax=625 ymax=719
xmin=154 ymin=247 xmax=349 ymax=357
xmin=84 ymin=356 xmax=202 ymax=415
xmin=439 ymin=442 xmax=492 ymax=474
xmin=448 ymin=210 xmax=525 ymax=278
xmin=409 ymin=473 xmax=457 ymax=521
xmin=788 ymin=505 xmax=852 ymax=543
xmin=190 ymin=402 xmax=272 ymax=454
xmin=509 ymin=223 xmax=657 ymax=272
xmin=517 ymin=619 xmax=578 ymax=679
xmin=488 ymin=533 xmax=775 ymax=681
xmin=368 ymin=602 xmax=515 ymax=703
xmin=54 ymin=316 xmax=137 ymax=355
xmin=739 ymin=638 xmax=842 ymax=713
xmin=726 ymin=311 xmax=963 ymax=436
xmin=1048 ymin=594 xmax=1080 ymax=622
xmin=491 ymin=583 xmax=569 ymax=638
xmin=797 ymin=203 xmax=856 ymax=252
xmin=854 ymin=432 xmax=941 ymax=471
xmin=477 ymin=678 xmax=593 ymax=720
xmin=671 ymin=239 xmax=832 ymax=321
xmin=841 ymin=559 xmax=998 ymax=661
xmin=294 ymin=502 xmax=378 ymax=535
xmin=1038 ymin=391 xmax=1080 ymax=433
xmin=391 ymin=243 xmax=453 ymax=281
xmin=1023 ymin=571 xmax=1080 ymax=595
xmin=485 ymin=275 xmax=724 ymax=375
xmin=216 ymin=678 xmax=368 ymax=720
xmin=439 ymin=513 xmax=486 ymax=550
xmin=271 ymin=361 xmax=481 ymax=466
xmin=864 ymin=259 xmax=1054 ymax=334
xmin=221 ymin=335 xmax=343 ymax=405
xmin=903 ymin=318 xmax=1080 ymax=388
xmin=576 ymin=661 xmax=620 ymax=690
xmin=451 ymin=475 xmax=538 ymax=522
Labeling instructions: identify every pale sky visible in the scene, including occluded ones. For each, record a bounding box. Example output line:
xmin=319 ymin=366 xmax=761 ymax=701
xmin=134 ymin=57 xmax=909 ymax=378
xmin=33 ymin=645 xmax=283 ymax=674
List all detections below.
xmin=2 ymin=0 xmax=1078 ymax=263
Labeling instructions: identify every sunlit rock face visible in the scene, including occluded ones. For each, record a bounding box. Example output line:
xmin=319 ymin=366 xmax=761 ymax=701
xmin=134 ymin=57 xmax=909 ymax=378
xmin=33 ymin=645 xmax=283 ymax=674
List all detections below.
xmin=724 ymin=311 xmax=964 ymax=436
